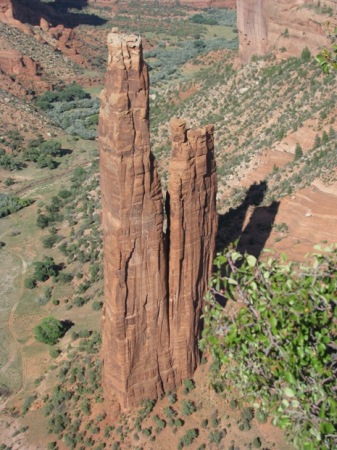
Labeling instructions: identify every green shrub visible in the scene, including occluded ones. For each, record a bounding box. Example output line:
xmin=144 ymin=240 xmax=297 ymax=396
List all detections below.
xmin=34 ymin=316 xmax=65 ymax=345
xmin=294 ymin=143 xmax=303 ymax=160
xmin=183 ymin=378 xmax=195 ymax=394
xmin=22 ymin=394 xmax=36 ymax=414
xmin=49 ymin=348 xmax=61 ymax=358
xmin=208 ymin=430 xmax=224 ymax=444
xmin=25 ymin=277 xmax=36 ymax=289
xmin=181 ymin=400 xmax=196 ymax=416
xmin=33 ymin=257 xmax=58 ymax=282
xmin=179 ymin=429 xmax=198 ymax=447
xmin=92 ymin=301 xmax=103 ymax=310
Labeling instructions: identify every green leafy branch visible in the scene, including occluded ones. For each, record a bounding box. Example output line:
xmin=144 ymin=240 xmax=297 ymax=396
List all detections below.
xmin=200 ymin=245 xmax=337 ymax=449
xmin=316 ymin=26 xmax=337 ymax=73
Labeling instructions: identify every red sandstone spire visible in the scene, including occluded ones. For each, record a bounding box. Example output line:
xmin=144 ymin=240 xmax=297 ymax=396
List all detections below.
xmin=99 ymin=30 xmax=218 ymax=411
xmin=167 ymin=118 xmax=218 ymax=383
xmin=99 ymin=29 xmax=175 ymax=411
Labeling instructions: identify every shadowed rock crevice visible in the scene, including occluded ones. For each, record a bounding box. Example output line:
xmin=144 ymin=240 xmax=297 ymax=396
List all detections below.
xmin=99 ymin=29 xmax=217 ymax=411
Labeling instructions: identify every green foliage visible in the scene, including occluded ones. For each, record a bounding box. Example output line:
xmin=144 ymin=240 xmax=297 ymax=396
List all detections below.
xmin=39 ymin=140 xmax=62 ymax=156
xmin=208 ymin=430 xmax=224 ymax=444
xmin=183 ymin=378 xmax=195 ymax=394
xmin=301 ymin=47 xmax=311 ymax=62
xmin=294 ymin=142 xmax=303 ymax=160
xmin=190 ymin=14 xmax=218 ymax=25
xmin=49 ymin=347 xmax=61 ymax=358
xmin=167 ymin=392 xmax=177 ymax=404
xmin=36 ymin=84 xmax=88 ymax=109
xmin=316 ymin=43 xmax=337 ymax=73
xmin=201 ymin=246 xmax=337 ymax=449
xmin=314 ymin=134 xmax=322 ymax=149
xmin=181 ymin=400 xmax=197 ymax=416
xmin=33 ymin=257 xmax=58 ymax=282
xmin=4 ymin=177 xmax=15 ymax=186
xmin=36 ymin=214 xmax=50 ymax=229
xmin=34 ymin=316 xmax=65 ymax=345
xmin=24 ymin=277 xmax=36 ymax=289
xmin=164 ymin=406 xmax=177 ymax=419
xmin=179 ymin=429 xmax=198 ymax=447
xmin=22 ymin=394 xmax=36 ymax=414
xmin=0 ymin=194 xmax=33 ymax=218
xmin=92 ymin=301 xmax=103 ymax=310
xmin=252 ymin=437 xmax=262 ymax=448
xmin=0 ymin=150 xmax=23 ymax=171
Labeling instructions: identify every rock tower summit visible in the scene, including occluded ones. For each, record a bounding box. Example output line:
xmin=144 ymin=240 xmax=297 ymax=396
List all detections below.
xmin=99 ymin=29 xmax=217 ymax=412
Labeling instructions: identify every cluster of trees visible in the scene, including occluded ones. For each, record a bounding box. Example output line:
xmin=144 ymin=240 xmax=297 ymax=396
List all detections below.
xmin=23 ymin=135 xmax=63 ymax=169
xmin=36 ymin=84 xmax=89 ymax=110
xmin=190 ymin=14 xmax=218 ymax=26
xmin=0 ymin=194 xmax=33 ymax=218
xmin=25 ymin=256 xmax=60 ymax=289
xmin=35 ymin=84 xmax=98 ymax=140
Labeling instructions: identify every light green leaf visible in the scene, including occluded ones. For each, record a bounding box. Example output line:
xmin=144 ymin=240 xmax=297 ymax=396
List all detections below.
xmin=247 ymin=255 xmax=257 ymax=267
xmin=284 ymin=387 xmax=295 ymax=397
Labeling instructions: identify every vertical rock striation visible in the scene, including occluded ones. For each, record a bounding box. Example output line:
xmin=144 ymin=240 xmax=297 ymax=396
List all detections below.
xmin=99 ymin=29 xmax=217 ymax=411
xmin=237 ymin=0 xmax=336 ymax=63
xmin=167 ymin=118 xmax=217 ymax=383
xmin=99 ymin=29 xmax=175 ymax=410
xmin=237 ymin=0 xmax=268 ymax=64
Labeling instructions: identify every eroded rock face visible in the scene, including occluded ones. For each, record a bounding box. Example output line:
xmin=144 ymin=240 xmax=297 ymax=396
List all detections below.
xmin=99 ymin=30 xmax=175 ymax=410
xmin=99 ymin=30 xmax=218 ymax=411
xmin=237 ymin=0 xmax=335 ymax=63
xmin=167 ymin=118 xmax=217 ymax=383
xmin=0 ymin=50 xmax=49 ymax=94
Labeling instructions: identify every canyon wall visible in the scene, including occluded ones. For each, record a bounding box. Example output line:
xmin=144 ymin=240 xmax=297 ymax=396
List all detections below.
xmin=238 ymin=0 xmax=336 ymax=63
xmin=99 ymin=30 xmax=217 ymax=411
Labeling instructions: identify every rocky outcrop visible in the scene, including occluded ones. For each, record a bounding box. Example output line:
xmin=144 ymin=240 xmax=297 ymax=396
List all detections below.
xmin=0 ymin=49 xmax=49 ymax=94
xmin=237 ymin=0 xmax=336 ymax=63
xmin=99 ymin=30 xmax=217 ymax=411
xmin=167 ymin=119 xmax=217 ymax=383
xmin=0 ymin=1 xmax=86 ymax=65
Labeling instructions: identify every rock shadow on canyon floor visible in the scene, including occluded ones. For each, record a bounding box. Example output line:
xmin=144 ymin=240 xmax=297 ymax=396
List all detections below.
xmin=217 ymin=181 xmax=280 ymax=259
xmin=12 ymin=0 xmax=107 ymax=28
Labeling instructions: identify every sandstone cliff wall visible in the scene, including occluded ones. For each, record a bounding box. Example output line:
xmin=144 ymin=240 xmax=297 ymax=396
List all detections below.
xmin=99 ymin=30 xmax=217 ymax=411
xmin=238 ymin=0 xmax=336 ymax=63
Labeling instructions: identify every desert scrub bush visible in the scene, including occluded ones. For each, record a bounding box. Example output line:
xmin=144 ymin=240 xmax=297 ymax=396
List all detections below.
xmin=164 ymin=406 xmax=178 ymax=419
xmin=181 ymin=400 xmax=197 ymax=416
xmin=22 ymin=394 xmax=36 ymax=414
xmin=183 ymin=378 xmax=195 ymax=394
xmin=178 ymin=429 xmax=198 ymax=448
xmin=252 ymin=436 xmax=262 ymax=448
xmin=167 ymin=391 xmax=177 ymax=404
xmin=200 ymin=245 xmax=337 ymax=449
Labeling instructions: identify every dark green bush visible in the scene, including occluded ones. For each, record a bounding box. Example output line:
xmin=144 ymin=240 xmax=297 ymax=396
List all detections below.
xmin=34 ymin=316 xmax=65 ymax=345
